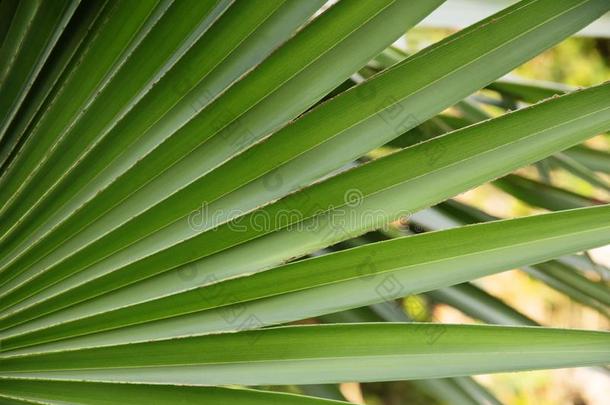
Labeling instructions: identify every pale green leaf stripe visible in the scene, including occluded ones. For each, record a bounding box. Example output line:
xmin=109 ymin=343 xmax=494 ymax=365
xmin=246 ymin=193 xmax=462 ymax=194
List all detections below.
xmin=1 ymin=205 xmax=608 ymax=354
xmin=0 ymin=0 xmax=317 ymax=269
xmin=0 ymin=380 xmax=348 ymax=405
xmin=0 ymin=0 xmax=220 ymax=235
xmin=0 ymin=395 xmax=41 ymax=405
xmin=0 ymin=0 xmax=606 ymax=315
xmin=0 ymin=324 xmax=608 ymax=386
xmin=0 ymin=0 xmax=80 ymax=142
xmin=0 ymin=0 xmax=436 ymax=288
xmin=0 ymin=0 xmax=109 ymax=170
xmin=1 ymin=79 xmax=608 ymax=334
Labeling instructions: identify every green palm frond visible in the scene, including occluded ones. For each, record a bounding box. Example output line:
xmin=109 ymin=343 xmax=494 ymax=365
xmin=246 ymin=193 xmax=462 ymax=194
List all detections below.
xmin=0 ymin=0 xmax=609 ymax=403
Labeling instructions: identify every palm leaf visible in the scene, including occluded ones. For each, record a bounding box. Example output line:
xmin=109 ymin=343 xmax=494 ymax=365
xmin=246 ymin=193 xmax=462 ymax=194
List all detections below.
xmin=1 ymin=324 xmax=608 ymax=385
xmin=0 ymin=0 xmax=609 ymax=403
